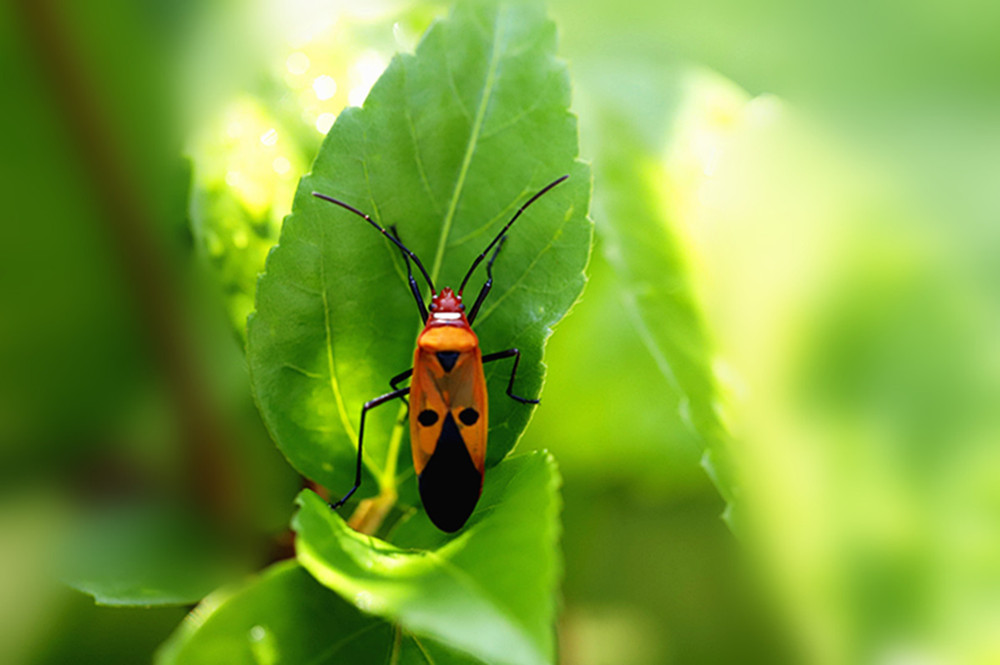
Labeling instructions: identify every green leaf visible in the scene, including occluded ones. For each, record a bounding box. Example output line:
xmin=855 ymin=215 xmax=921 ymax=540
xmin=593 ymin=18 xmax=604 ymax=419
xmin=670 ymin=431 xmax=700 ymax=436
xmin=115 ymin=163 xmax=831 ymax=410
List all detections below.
xmin=156 ymin=561 xmax=488 ymax=665
xmin=588 ymin=90 xmax=738 ymax=514
xmin=247 ymin=0 xmax=591 ymax=503
xmin=520 ymin=247 xmax=707 ymax=496
xmin=61 ymin=504 xmax=248 ymax=607
xmin=185 ymin=6 xmax=427 ymax=343
xmin=293 ymin=451 xmax=562 ymax=665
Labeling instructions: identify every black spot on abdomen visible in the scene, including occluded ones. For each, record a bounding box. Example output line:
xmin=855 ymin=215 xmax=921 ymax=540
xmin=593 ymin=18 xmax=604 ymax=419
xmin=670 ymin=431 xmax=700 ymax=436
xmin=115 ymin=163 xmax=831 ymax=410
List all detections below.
xmin=417 ymin=409 xmax=438 ymax=426
xmin=459 ymin=407 xmax=479 ymax=425
xmin=418 ymin=412 xmax=482 ymax=532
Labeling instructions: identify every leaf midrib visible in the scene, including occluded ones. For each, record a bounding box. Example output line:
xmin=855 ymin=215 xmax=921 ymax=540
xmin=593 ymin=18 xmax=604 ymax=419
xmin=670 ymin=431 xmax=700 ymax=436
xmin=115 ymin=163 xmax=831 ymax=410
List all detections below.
xmin=379 ymin=8 xmax=508 ymax=498
xmin=430 ymin=6 xmax=507 ymax=283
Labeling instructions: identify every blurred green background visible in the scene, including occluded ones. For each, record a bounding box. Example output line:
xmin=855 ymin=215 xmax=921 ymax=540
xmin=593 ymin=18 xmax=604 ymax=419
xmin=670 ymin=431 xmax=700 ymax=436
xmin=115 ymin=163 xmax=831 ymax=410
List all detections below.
xmin=2 ymin=0 xmax=998 ymax=663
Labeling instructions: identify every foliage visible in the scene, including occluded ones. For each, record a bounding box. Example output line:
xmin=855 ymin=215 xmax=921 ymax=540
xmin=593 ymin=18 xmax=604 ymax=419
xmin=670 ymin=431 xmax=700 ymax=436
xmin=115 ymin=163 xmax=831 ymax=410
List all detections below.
xmin=156 ymin=562 xmax=488 ymax=665
xmin=9 ymin=0 xmax=1000 ymax=662
xmin=178 ymin=1 xmax=587 ymax=662
xmin=294 ymin=452 xmax=561 ymax=665
xmin=588 ymin=106 xmax=737 ymax=522
xmin=60 ymin=504 xmax=249 ymax=607
xmin=247 ymin=0 xmax=590 ymax=503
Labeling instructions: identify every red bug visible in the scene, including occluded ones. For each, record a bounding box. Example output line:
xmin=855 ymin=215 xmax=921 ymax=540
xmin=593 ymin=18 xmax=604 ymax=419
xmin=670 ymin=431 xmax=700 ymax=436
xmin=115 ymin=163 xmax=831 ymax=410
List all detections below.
xmin=312 ymin=175 xmax=568 ymax=532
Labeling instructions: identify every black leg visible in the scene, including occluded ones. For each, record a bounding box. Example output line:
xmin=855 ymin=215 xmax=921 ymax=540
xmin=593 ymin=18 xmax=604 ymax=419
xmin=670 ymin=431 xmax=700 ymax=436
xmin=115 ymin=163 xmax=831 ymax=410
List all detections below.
xmin=389 ymin=367 xmax=413 ymax=391
xmin=467 ymin=235 xmax=507 ymax=326
xmin=331 ymin=387 xmax=410 ymax=509
xmin=389 ymin=225 xmax=428 ymax=323
xmin=389 ymin=367 xmax=413 ymax=407
xmin=481 ymin=347 xmax=539 ymax=404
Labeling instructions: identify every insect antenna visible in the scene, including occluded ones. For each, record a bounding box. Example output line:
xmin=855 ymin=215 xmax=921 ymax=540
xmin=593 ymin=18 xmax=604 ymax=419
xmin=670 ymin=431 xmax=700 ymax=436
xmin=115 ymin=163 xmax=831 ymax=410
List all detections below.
xmin=458 ymin=174 xmax=569 ymax=294
xmin=312 ymin=192 xmax=436 ymax=294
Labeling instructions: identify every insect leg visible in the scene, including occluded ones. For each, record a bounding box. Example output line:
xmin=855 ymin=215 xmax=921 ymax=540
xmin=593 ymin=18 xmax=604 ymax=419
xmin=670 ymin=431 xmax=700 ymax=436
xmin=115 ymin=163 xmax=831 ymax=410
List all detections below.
xmin=467 ymin=235 xmax=507 ymax=326
xmin=481 ymin=348 xmax=539 ymax=404
xmin=331 ymin=387 xmax=410 ymax=510
xmin=389 ymin=367 xmax=414 ymax=407
xmin=389 ymin=367 xmax=413 ymax=391
xmin=388 ymin=225 xmax=428 ymax=323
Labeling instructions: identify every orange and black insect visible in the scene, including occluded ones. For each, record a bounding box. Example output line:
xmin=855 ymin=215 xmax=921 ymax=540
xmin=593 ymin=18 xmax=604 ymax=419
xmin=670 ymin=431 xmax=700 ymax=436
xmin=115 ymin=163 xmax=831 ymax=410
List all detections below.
xmin=312 ymin=175 xmax=568 ymax=532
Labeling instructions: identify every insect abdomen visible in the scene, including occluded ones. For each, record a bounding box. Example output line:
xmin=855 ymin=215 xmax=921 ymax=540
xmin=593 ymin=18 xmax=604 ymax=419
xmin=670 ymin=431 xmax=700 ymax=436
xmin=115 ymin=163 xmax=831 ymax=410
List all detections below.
xmin=418 ymin=411 xmax=483 ymax=532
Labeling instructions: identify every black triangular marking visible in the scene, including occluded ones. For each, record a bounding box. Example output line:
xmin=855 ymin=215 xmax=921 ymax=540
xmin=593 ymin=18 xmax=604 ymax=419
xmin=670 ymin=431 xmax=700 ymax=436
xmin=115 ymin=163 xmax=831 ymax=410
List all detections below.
xmin=436 ymin=351 xmax=460 ymax=372
xmin=438 ymin=410 xmax=464 ymax=447
xmin=418 ymin=412 xmax=482 ymax=532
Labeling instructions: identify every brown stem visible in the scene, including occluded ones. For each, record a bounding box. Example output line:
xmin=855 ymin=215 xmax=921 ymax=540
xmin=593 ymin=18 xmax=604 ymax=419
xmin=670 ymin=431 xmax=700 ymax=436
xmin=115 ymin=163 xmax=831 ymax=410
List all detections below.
xmin=16 ymin=0 xmax=244 ymax=522
xmin=347 ymin=491 xmax=398 ymax=536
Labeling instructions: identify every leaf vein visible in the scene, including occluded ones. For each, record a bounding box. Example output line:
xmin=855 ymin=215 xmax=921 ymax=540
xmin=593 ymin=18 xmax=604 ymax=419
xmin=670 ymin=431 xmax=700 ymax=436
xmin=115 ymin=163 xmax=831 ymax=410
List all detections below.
xmin=285 ymin=280 xmax=323 ymax=297
xmin=282 ymin=363 xmax=325 ymax=380
xmin=404 ymin=103 xmax=440 ymax=215
xmin=319 ymin=248 xmax=381 ymax=478
xmin=475 ymin=234 xmax=558 ymax=328
xmin=450 ymin=184 xmax=533 ymax=248
xmin=421 ymin=548 xmax=536 ymax=660
xmin=408 ymin=631 xmax=437 ymax=664
xmin=479 ymin=76 xmax=553 ymax=142
xmin=303 ymin=621 xmax=384 ymax=665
